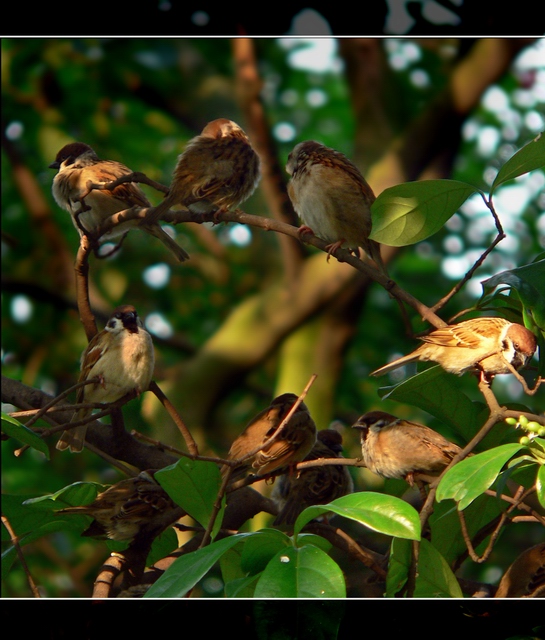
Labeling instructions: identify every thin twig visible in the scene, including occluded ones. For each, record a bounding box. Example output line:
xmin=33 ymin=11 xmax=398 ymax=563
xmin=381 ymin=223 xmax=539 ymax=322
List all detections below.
xmin=148 ymin=381 xmax=198 ymax=456
xmin=1 ymin=514 xmax=42 ymax=597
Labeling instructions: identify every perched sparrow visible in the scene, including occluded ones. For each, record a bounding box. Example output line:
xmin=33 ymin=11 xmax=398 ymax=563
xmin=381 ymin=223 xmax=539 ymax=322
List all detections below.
xmin=371 ymin=317 xmax=537 ymax=380
xmin=56 ymin=305 xmax=155 ymax=453
xmin=272 ymin=429 xmax=354 ymax=525
xmin=495 ymin=542 xmax=545 ymax=598
xmin=285 ymin=140 xmax=386 ymax=273
xmin=222 ymin=393 xmax=317 ymax=481
xmin=50 ymin=142 xmax=190 ymax=261
xmin=145 ymin=118 xmax=261 ymax=225
xmin=352 ymin=411 xmax=463 ymax=485
xmin=56 ymin=470 xmax=184 ymax=541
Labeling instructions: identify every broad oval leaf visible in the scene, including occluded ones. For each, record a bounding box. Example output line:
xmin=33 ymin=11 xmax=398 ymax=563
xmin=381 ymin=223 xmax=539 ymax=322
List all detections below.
xmin=537 ymin=465 xmax=545 ymax=510
xmin=144 ymin=533 xmax=251 ymax=598
xmin=436 ymin=443 xmax=524 ymax=510
xmin=240 ymin=528 xmax=291 ymax=574
xmin=491 ymin=131 xmax=545 ymax=193
xmin=155 ymin=458 xmax=224 ymax=536
xmin=370 ymin=180 xmax=479 ymax=246
xmin=1 ymin=413 xmax=50 ymax=459
xmin=23 ymin=481 xmax=104 ymax=510
xmin=387 ymin=538 xmax=463 ymax=598
xmin=253 ymin=544 xmax=346 ymax=598
xmin=294 ymin=492 xmax=420 ymax=541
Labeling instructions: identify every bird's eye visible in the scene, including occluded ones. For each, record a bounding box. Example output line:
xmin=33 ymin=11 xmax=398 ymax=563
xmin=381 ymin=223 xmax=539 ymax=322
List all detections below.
xmin=513 ymin=342 xmax=520 ymax=349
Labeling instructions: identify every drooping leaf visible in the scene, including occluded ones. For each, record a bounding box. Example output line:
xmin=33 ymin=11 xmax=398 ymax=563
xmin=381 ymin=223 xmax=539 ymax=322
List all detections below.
xmin=386 ymin=538 xmax=463 ymax=597
xmin=436 ymin=443 xmax=525 ymax=510
xmin=293 ymin=492 xmax=420 ymax=541
xmin=370 ymin=180 xmax=479 ymax=246
xmin=253 ymin=544 xmax=346 ymax=598
xmin=491 ymin=131 xmax=545 ymax=193
xmin=1 ymin=413 xmax=50 ymax=459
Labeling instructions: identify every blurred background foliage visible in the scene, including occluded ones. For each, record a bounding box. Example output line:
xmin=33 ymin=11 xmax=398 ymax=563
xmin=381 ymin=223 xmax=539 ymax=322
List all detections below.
xmin=1 ymin=37 xmax=544 ymax=597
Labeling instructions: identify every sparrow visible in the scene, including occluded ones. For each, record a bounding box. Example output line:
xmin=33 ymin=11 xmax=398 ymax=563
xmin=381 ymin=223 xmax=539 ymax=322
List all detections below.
xmin=370 ymin=317 xmax=537 ymax=380
xmin=56 ymin=470 xmax=184 ymax=542
xmin=285 ymin=140 xmax=386 ymax=273
xmin=56 ymin=305 xmax=155 ymax=453
xmin=272 ymin=429 xmax=354 ymax=525
xmin=494 ymin=542 xmax=545 ymax=598
xmin=49 ymin=142 xmax=190 ymax=261
xmin=222 ymin=393 xmax=317 ymax=481
xmin=352 ymin=411 xmax=463 ymax=485
xmin=145 ymin=118 xmax=261 ymax=225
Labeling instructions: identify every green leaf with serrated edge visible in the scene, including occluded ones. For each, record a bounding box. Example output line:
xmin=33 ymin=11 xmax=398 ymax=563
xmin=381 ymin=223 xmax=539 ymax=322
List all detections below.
xmin=155 ymin=458 xmax=224 ymax=537
xmin=1 ymin=413 xmax=50 ymax=459
xmin=537 ymin=465 xmax=545 ymax=510
xmin=253 ymin=544 xmax=346 ymax=598
xmin=370 ymin=180 xmax=479 ymax=246
xmin=378 ymin=366 xmax=480 ymax=442
xmin=144 ymin=533 xmax=252 ymax=598
xmin=436 ymin=443 xmax=525 ymax=510
xmin=293 ymin=492 xmax=420 ymax=541
xmin=481 ymin=260 xmax=545 ymax=332
xmin=386 ymin=538 xmax=463 ymax=598
xmin=491 ymin=131 xmax=545 ymax=193
xmin=23 ymin=481 xmax=104 ymax=510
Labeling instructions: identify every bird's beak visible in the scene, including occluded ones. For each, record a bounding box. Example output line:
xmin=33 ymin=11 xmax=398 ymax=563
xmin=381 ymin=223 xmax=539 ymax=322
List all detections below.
xmin=49 ymin=161 xmax=60 ymax=169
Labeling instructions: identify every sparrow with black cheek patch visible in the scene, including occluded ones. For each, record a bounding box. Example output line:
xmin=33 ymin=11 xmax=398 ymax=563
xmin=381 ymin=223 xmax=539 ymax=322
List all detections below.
xmin=50 ymin=142 xmax=190 ymax=261
xmin=352 ymin=411 xmax=463 ymax=486
xmin=371 ymin=317 xmax=537 ymax=380
xmin=221 ymin=393 xmax=317 ymax=482
xmin=285 ymin=140 xmax=387 ymax=274
xmin=56 ymin=470 xmax=184 ymax=542
xmin=145 ymin=118 xmax=261 ymax=225
xmin=56 ymin=305 xmax=155 ymax=453
xmin=272 ymin=429 xmax=354 ymax=525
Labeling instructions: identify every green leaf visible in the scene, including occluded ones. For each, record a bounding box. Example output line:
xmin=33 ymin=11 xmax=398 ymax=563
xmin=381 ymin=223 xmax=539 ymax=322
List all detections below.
xmin=144 ymin=533 xmax=252 ymax=598
xmin=240 ymin=529 xmax=291 ymax=575
xmin=293 ymin=492 xmax=420 ymax=541
xmin=377 ymin=366 xmax=481 ymax=442
xmin=537 ymin=465 xmax=545 ymax=510
xmin=155 ymin=459 xmax=224 ymax=537
xmin=22 ymin=481 xmax=104 ymax=510
xmin=1 ymin=413 xmax=50 ymax=459
xmin=253 ymin=544 xmax=346 ymax=598
xmin=370 ymin=180 xmax=479 ymax=246
xmin=491 ymin=131 xmax=545 ymax=193
xmin=436 ymin=443 xmax=525 ymax=510
xmin=481 ymin=260 xmax=545 ymax=334
xmin=386 ymin=538 xmax=463 ymax=597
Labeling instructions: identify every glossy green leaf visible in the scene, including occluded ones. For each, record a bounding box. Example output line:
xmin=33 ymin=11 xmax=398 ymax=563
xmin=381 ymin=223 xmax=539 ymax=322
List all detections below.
xmin=294 ymin=492 xmax=421 ymax=541
xmin=370 ymin=180 xmax=479 ymax=246
xmin=22 ymin=481 xmax=103 ymax=510
xmin=436 ymin=443 xmax=525 ymax=510
xmin=377 ymin=366 xmax=481 ymax=442
xmin=144 ymin=533 xmax=251 ymax=598
xmin=537 ymin=465 xmax=545 ymax=510
xmin=240 ymin=528 xmax=291 ymax=575
xmin=491 ymin=131 xmax=545 ymax=193
xmin=253 ymin=544 xmax=346 ymax=598
xmin=1 ymin=413 xmax=50 ymax=459
xmin=387 ymin=538 xmax=463 ymax=597
xmin=155 ymin=459 xmax=224 ymax=537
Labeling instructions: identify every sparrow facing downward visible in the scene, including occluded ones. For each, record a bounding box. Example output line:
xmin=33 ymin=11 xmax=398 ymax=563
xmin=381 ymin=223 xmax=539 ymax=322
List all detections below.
xmin=222 ymin=393 xmax=317 ymax=481
xmin=285 ymin=140 xmax=386 ymax=274
xmin=50 ymin=142 xmax=190 ymax=261
xmin=352 ymin=411 xmax=463 ymax=485
xmin=272 ymin=429 xmax=354 ymax=525
xmin=56 ymin=305 xmax=155 ymax=453
xmin=145 ymin=118 xmax=261 ymax=225
xmin=56 ymin=470 xmax=184 ymax=542
xmin=370 ymin=317 xmax=537 ymax=380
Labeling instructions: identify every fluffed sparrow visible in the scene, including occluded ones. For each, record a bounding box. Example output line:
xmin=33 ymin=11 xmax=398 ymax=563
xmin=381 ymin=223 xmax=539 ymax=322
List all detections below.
xmin=352 ymin=410 xmax=463 ymax=485
xmin=370 ymin=317 xmax=537 ymax=380
xmin=285 ymin=140 xmax=386 ymax=273
xmin=56 ymin=470 xmax=184 ymax=542
xmin=56 ymin=305 xmax=155 ymax=453
xmin=272 ymin=429 xmax=354 ymax=525
xmin=222 ymin=392 xmax=317 ymax=481
xmin=145 ymin=118 xmax=261 ymax=225
xmin=50 ymin=142 xmax=190 ymax=261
